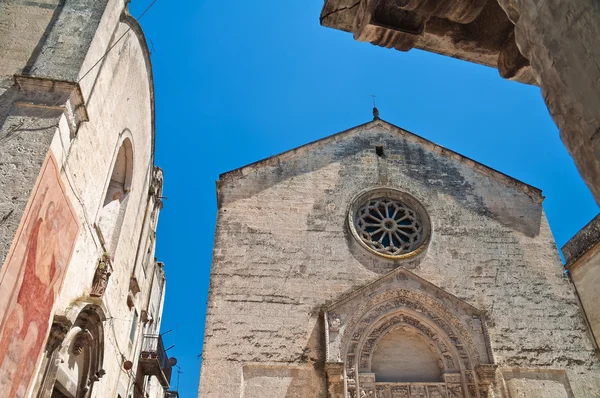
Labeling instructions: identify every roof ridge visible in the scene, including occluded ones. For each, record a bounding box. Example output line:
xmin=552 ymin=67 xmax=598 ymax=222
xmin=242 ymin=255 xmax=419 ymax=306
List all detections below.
xmin=218 ymin=118 xmax=543 ymax=203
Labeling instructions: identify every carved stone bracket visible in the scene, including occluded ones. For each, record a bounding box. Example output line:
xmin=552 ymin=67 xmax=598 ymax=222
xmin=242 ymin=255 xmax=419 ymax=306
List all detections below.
xmin=72 ymin=329 xmax=94 ymax=356
xmin=80 ymin=369 xmax=106 ymax=396
xmin=72 ymin=311 xmax=95 ymax=356
xmin=353 ymin=0 xmax=489 ymax=52
xmin=45 ymin=316 xmax=73 ymax=353
xmin=127 ymin=276 xmax=141 ymax=310
xmin=475 ymin=364 xmax=498 ymax=385
xmin=126 ymin=292 xmax=135 ymax=310
xmin=129 ymin=276 xmax=141 ymax=296
xmin=90 ymin=254 xmax=112 ymax=298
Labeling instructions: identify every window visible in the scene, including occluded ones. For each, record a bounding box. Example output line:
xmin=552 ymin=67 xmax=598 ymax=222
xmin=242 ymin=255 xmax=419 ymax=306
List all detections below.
xmin=355 ymin=198 xmax=424 ymax=255
xmin=98 ymin=137 xmax=133 ymax=252
xmin=130 ymin=310 xmax=138 ymax=343
xmin=348 ymin=188 xmax=431 ymax=259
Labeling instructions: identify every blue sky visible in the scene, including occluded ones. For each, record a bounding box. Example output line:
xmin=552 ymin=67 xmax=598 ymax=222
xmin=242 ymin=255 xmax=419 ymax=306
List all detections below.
xmin=130 ymin=0 xmax=598 ymax=395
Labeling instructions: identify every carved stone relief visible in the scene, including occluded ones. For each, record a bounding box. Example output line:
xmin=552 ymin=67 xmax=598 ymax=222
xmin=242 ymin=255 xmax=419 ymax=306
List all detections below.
xmin=325 ymin=269 xmax=497 ymax=398
xmin=90 ymin=254 xmax=112 ymax=298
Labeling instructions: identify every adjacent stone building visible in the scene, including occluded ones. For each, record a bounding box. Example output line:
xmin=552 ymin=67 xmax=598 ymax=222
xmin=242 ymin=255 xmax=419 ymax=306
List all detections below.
xmin=199 ymin=115 xmax=600 ymax=397
xmin=562 ymin=215 xmax=600 ymax=356
xmin=0 ymin=1 xmax=175 ymax=397
xmin=319 ymin=0 xmax=600 ymax=204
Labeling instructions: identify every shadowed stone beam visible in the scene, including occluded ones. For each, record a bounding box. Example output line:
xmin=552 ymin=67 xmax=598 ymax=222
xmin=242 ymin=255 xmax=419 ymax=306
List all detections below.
xmin=321 ymin=0 xmax=600 ymax=203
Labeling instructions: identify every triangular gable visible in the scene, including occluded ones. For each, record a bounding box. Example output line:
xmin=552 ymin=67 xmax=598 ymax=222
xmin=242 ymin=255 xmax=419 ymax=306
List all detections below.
xmin=218 ymin=118 xmax=543 ymax=203
xmin=327 ymin=266 xmax=484 ymax=316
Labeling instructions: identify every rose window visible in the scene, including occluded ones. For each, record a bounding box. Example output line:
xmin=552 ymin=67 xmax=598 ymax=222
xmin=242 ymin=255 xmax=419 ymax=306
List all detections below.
xmin=349 ymin=189 xmax=431 ymax=259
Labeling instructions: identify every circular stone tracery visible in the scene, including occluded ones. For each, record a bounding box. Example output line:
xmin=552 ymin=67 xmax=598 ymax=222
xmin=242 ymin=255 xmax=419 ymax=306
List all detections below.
xmin=349 ymin=189 xmax=431 ymax=259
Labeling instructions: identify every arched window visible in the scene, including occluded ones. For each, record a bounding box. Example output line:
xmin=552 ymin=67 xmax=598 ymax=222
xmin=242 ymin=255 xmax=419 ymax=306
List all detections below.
xmin=98 ymin=137 xmax=133 ymax=252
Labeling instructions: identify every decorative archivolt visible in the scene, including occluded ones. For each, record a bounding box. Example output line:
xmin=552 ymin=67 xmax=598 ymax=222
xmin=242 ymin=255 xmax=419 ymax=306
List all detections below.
xmin=324 ymin=271 xmax=496 ymax=398
xmin=36 ymin=304 xmax=106 ymax=398
xmin=357 ymin=312 xmax=465 ymax=374
xmin=335 ymin=288 xmax=487 ymax=369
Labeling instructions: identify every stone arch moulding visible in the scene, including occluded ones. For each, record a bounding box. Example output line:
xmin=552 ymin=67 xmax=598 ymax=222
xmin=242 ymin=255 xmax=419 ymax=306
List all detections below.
xmin=35 ymin=303 xmax=106 ymax=398
xmin=96 ymin=129 xmax=135 ymax=253
xmin=324 ymin=268 xmax=497 ymax=398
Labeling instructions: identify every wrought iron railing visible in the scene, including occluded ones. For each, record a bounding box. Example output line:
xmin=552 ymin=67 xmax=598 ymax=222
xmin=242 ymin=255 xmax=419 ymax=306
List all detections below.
xmin=141 ymin=334 xmax=173 ymax=386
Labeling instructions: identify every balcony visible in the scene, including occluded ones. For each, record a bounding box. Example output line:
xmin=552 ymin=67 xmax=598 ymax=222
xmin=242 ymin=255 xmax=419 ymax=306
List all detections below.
xmin=139 ymin=334 xmax=174 ymax=387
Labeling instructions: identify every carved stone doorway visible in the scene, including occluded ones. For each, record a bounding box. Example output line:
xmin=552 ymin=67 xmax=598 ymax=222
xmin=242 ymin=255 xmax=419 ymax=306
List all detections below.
xmin=35 ymin=304 xmax=106 ymax=398
xmin=324 ymin=269 xmax=497 ymax=398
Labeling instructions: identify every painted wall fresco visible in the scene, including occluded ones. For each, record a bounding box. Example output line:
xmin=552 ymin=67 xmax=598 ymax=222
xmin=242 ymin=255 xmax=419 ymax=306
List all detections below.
xmin=0 ymin=153 xmax=79 ymax=397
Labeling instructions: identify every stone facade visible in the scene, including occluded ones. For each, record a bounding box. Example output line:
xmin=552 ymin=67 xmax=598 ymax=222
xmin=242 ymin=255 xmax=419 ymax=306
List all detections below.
xmin=0 ymin=1 xmax=174 ymax=397
xmin=319 ymin=0 xmax=600 ymax=205
xmin=199 ymin=118 xmax=600 ymax=397
xmin=563 ymin=214 xmax=600 ymax=356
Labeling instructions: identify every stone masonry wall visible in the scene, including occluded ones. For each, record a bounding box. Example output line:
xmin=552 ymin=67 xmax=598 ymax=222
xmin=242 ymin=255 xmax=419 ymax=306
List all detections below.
xmin=199 ymin=120 xmax=600 ymax=397
xmin=0 ymin=0 xmax=64 ymax=269
xmin=0 ymin=0 xmax=110 ymax=270
xmin=0 ymin=0 xmax=166 ymax=395
xmin=45 ymin=17 xmax=159 ymax=397
xmin=496 ymin=0 xmax=600 ymax=204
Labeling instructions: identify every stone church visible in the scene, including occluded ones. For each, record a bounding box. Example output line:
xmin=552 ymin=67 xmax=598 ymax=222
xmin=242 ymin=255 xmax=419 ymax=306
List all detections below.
xmin=0 ymin=1 xmax=175 ymax=397
xmin=199 ymin=115 xmax=600 ymax=397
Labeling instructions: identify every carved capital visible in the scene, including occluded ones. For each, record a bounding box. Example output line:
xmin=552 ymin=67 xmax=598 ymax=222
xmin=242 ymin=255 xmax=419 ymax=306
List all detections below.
xmin=475 ymin=364 xmax=498 ymax=385
xmin=326 ymin=362 xmax=345 ymax=378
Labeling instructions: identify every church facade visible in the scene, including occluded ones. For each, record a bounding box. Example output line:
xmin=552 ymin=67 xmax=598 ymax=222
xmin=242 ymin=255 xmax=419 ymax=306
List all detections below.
xmin=0 ymin=1 xmax=174 ymax=397
xmin=199 ymin=117 xmax=600 ymax=397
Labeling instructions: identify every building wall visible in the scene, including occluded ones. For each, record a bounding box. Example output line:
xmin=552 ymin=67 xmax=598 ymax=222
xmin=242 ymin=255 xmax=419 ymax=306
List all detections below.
xmin=0 ymin=1 xmax=170 ymax=397
xmin=563 ymin=214 xmax=600 ymax=355
xmin=568 ymin=249 xmax=600 ymax=353
xmin=199 ymin=120 xmax=600 ymax=397
xmin=0 ymin=0 xmax=110 ymax=270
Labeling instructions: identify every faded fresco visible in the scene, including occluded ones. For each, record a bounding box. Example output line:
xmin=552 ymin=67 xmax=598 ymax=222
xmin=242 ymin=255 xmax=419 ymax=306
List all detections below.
xmin=0 ymin=153 xmax=79 ymax=397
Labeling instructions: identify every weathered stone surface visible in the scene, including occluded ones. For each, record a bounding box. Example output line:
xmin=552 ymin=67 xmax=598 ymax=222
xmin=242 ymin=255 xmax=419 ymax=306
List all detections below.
xmin=320 ymin=0 xmax=600 ymax=205
xmin=320 ymin=0 xmax=535 ymax=84
xmin=199 ymin=120 xmax=600 ymax=397
xmin=562 ymin=214 xmax=600 ymax=356
xmin=563 ymin=214 xmax=600 ymax=265
xmin=0 ymin=1 xmax=170 ymax=397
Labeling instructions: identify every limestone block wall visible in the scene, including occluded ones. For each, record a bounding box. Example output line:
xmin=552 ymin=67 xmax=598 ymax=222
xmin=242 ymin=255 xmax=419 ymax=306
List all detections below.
xmin=199 ymin=120 xmax=600 ymax=397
